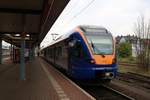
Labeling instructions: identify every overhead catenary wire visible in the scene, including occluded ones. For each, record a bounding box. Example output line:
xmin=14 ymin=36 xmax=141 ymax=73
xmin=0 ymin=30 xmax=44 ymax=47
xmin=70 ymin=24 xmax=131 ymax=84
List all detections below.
xmin=63 ymin=0 xmax=96 ymax=28
xmin=63 ymin=0 xmax=80 ymax=17
xmin=42 ymin=0 xmax=96 ymax=47
xmin=70 ymin=0 xmax=95 ymax=21
xmin=49 ymin=0 xmax=80 ymax=41
xmin=54 ymin=0 xmax=96 ymax=37
xmin=66 ymin=0 xmax=95 ymax=29
xmin=41 ymin=0 xmax=55 ymax=33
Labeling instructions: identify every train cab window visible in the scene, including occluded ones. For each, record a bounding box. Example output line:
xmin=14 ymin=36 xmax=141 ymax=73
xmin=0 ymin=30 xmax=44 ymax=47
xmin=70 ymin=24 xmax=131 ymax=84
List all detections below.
xmin=73 ymin=42 xmax=81 ymax=58
xmin=85 ymin=33 xmax=113 ymax=55
xmin=70 ymin=39 xmax=88 ymax=59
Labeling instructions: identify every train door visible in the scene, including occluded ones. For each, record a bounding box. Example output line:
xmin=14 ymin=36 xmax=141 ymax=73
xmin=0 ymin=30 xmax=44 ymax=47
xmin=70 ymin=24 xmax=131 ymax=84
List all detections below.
xmin=68 ymin=37 xmax=88 ymax=69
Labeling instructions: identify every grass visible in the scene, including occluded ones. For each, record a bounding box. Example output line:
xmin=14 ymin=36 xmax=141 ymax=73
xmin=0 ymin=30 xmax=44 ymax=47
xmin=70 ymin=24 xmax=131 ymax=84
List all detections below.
xmin=118 ymin=65 xmax=150 ymax=77
xmin=118 ymin=57 xmax=150 ymax=77
xmin=118 ymin=57 xmax=136 ymax=63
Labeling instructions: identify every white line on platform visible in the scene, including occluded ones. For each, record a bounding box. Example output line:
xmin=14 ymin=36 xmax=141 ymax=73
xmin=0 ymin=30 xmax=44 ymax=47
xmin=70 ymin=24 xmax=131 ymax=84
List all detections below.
xmin=40 ymin=60 xmax=70 ymax=100
xmin=44 ymin=62 xmax=96 ymax=100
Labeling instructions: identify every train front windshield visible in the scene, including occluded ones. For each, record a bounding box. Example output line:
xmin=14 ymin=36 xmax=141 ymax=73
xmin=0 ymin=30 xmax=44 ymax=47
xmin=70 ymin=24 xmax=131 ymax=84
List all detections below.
xmin=85 ymin=33 xmax=113 ymax=55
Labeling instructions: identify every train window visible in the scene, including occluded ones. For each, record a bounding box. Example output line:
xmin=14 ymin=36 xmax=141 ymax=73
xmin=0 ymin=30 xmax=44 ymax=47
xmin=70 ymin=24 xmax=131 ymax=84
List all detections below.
xmin=55 ymin=47 xmax=58 ymax=60
xmin=68 ymin=40 xmax=76 ymax=47
xmin=50 ymin=48 xmax=52 ymax=58
xmin=71 ymin=40 xmax=83 ymax=58
xmin=77 ymin=43 xmax=88 ymax=59
xmin=85 ymin=34 xmax=113 ymax=55
xmin=72 ymin=47 xmax=80 ymax=58
xmin=59 ymin=47 xmax=62 ymax=56
xmin=53 ymin=47 xmax=55 ymax=59
xmin=51 ymin=48 xmax=53 ymax=58
xmin=48 ymin=49 xmax=49 ymax=57
xmin=49 ymin=48 xmax=51 ymax=58
xmin=55 ymin=46 xmax=62 ymax=59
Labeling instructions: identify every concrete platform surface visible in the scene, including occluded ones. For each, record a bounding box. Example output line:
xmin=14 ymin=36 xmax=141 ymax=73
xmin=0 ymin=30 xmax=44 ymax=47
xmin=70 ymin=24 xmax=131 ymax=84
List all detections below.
xmin=0 ymin=58 xmax=95 ymax=100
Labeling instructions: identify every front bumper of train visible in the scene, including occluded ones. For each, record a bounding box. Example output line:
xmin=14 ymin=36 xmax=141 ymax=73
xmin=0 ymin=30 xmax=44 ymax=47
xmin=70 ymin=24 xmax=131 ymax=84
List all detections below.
xmin=70 ymin=65 xmax=117 ymax=80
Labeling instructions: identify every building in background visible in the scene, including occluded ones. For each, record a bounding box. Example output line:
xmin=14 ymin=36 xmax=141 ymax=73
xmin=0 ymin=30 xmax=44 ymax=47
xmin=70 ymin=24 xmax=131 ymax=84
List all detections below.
xmin=2 ymin=45 xmax=10 ymax=56
xmin=116 ymin=35 xmax=138 ymax=57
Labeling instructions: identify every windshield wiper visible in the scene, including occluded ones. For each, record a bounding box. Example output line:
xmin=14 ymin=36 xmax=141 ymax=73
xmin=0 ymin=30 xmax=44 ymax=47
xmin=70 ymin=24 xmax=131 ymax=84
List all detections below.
xmin=90 ymin=40 xmax=96 ymax=52
xmin=91 ymin=41 xmax=94 ymax=49
xmin=90 ymin=40 xmax=101 ymax=54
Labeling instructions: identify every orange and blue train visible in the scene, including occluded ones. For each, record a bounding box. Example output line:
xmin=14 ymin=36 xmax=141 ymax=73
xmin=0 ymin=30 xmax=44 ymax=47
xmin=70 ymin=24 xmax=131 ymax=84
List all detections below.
xmin=41 ymin=25 xmax=117 ymax=82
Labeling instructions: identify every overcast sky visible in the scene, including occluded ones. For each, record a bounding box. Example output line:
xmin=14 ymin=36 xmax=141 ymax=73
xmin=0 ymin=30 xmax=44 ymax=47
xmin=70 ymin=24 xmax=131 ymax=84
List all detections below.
xmin=38 ymin=0 xmax=150 ymax=47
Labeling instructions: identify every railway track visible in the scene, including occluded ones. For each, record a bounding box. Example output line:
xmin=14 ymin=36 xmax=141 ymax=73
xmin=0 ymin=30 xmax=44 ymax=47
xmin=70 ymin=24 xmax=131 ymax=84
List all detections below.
xmin=117 ymin=72 xmax=150 ymax=89
xmin=80 ymin=84 xmax=134 ymax=100
xmin=118 ymin=62 xmax=137 ymax=66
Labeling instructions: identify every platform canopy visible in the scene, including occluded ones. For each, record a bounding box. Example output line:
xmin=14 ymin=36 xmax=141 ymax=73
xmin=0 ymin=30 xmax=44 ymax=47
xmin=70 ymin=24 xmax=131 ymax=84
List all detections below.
xmin=0 ymin=0 xmax=70 ymax=48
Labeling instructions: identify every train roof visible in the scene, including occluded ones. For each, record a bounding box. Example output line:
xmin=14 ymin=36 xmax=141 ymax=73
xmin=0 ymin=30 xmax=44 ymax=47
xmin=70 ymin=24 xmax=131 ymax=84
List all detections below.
xmin=41 ymin=29 xmax=74 ymax=50
xmin=41 ymin=25 xmax=110 ymax=50
xmin=79 ymin=25 xmax=106 ymax=30
xmin=79 ymin=25 xmax=111 ymax=35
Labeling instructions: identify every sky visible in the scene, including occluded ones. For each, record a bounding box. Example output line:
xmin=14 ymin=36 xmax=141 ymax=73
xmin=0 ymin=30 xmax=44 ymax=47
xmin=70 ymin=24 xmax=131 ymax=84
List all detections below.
xmin=38 ymin=0 xmax=150 ymax=47
xmin=2 ymin=40 xmax=10 ymax=46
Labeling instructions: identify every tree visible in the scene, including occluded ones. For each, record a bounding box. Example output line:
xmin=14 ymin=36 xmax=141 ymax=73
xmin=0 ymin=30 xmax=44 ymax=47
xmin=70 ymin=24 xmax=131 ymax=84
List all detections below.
xmin=134 ymin=16 xmax=150 ymax=70
xmin=118 ymin=42 xmax=132 ymax=58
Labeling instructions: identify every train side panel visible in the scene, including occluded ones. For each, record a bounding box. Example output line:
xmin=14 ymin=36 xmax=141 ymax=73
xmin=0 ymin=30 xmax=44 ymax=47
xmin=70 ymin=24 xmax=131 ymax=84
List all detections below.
xmin=54 ymin=41 xmax=68 ymax=70
xmin=43 ymin=40 xmax=69 ymax=71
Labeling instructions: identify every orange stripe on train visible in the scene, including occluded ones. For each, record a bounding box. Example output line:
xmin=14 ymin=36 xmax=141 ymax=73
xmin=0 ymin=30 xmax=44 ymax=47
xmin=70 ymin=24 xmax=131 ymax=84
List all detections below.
xmin=93 ymin=55 xmax=114 ymax=65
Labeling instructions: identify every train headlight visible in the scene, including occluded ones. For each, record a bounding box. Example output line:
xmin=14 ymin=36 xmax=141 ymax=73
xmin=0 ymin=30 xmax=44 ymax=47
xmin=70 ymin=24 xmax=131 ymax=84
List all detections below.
xmin=105 ymin=72 xmax=113 ymax=77
xmin=105 ymin=72 xmax=110 ymax=76
xmin=90 ymin=59 xmax=95 ymax=64
xmin=86 ymin=58 xmax=95 ymax=64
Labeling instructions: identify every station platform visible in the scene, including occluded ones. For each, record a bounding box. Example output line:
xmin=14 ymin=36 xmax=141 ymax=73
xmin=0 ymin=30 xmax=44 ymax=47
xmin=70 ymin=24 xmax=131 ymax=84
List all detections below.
xmin=0 ymin=57 xmax=95 ymax=100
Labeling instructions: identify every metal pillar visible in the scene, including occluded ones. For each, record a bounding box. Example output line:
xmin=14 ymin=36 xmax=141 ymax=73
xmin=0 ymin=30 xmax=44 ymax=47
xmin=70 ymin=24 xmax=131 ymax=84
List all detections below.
xmin=19 ymin=35 xmax=25 ymax=80
xmin=12 ymin=45 xmax=14 ymax=62
xmin=29 ymin=48 xmax=32 ymax=62
xmin=0 ymin=36 xmax=2 ymax=64
xmin=29 ymin=40 xmax=32 ymax=62
xmin=10 ymin=40 xmax=13 ymax=62
xmin=32 ymin=47 xmax=35 ymax=59
xmin=38 ymin=45 xmax=40 ymax=57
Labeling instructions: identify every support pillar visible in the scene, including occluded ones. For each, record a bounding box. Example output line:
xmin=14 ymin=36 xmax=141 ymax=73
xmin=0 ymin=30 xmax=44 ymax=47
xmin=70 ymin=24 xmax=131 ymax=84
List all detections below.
xmin=29 ymin=39 xmax=32 ymax=62
xmin=10 ymin=40 xmax=13 ymax=62
xmin=38 ymin=45 xmax=40 ymax=57
xmin=29 ymin=47 xmax=33 ymax=62
xmin=29 ymin=49 xmax=32 ymax=62
xmin=32 ymin=46 xmax=35 ymax=59
xmin=12 ymin=45 xmax=14 ymax=62
xmin=19 ymin=33 xmax=26 ymax=80
xmin=0 ymin=36 xmax=2 ymax=64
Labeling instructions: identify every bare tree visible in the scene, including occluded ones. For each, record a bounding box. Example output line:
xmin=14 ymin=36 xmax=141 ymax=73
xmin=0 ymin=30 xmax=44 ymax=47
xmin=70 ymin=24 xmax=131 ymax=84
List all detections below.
xmin=134 ymin=16 xmax=150 ymax=70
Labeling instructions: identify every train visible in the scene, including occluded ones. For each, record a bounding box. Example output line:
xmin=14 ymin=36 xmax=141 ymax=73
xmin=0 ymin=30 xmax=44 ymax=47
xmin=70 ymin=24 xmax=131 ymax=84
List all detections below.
xmin=41 ymin=25 xmax=117 ymax=82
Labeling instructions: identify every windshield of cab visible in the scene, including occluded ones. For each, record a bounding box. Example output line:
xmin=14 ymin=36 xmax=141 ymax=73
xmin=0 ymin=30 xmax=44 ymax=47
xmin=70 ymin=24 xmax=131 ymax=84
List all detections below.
xmin=85 ymin=33 xmax=113 ymax=55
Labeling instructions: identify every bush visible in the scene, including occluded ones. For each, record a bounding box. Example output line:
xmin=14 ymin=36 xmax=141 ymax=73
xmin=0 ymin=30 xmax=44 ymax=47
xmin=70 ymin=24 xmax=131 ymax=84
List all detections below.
xmin=117 ymin=42 xmax=132 ymax=58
